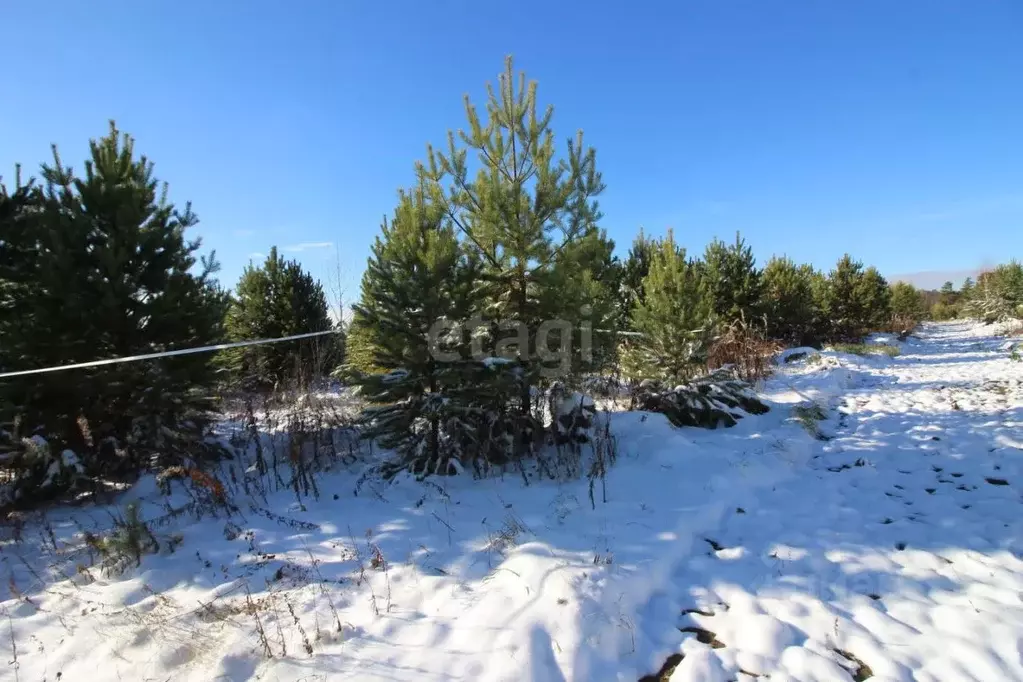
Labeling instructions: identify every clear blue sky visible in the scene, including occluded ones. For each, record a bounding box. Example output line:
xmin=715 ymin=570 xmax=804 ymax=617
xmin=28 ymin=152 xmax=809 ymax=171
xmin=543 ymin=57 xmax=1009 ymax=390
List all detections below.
xmin=4 ymin=0 xmax=1022 ymax=303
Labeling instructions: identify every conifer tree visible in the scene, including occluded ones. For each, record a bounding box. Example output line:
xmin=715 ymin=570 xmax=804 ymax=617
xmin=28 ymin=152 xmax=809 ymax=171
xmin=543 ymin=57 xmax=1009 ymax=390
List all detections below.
xmin=761 ymin=256 xmax=819 ymax=345
xmin=0 ymin=123 xmax=228 ymax=497
xmin=968 ymin=262 xmax=1023 ymax=320
xmin=702 ymin=231 xmax=763 ymax=326
xmin=351 ymin=183 xmax=478 ymax=477
xmin=625 ymin=230 xmax=715 ymax=383
xmin=890 ymin=281 xmax=926 ymax=323
xmin=858 ymin=266 xmax=892 ymax=331
xmin=549 ymin=228 xmax=621 ymax=374
xmin=808 ymin=267 xmax=830 ymax=340
xmin=960 ymin=276 xmax=975 ymax=301
xmin=939 ymin=281 xmax=957 ymax=306
xmin=225 ymin=247 xmax=336 ymax=390
xmin=620 ymin=229 xmax=655 ymax=327
xmin=417 ymin=56 xmax=605 ymax=431
xmin=825 ymin=254 xmax=868 ymax=341
xmin=0 ymin=167 xmax=40 ymax=380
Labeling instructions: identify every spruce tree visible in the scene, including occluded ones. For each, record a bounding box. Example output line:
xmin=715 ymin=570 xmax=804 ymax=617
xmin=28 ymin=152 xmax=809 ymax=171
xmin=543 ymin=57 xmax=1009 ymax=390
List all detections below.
xmin=0 ymin=123 xmax=228 ymax=498
xmin=702 ymin=231 xmax=764 ymax=326
xmin=625 ymin=230 xmax=715 ymax=383
xmin=417 ymin=56 xmax=605 ymax=435
xmin=761 ymin=256 xmax=819 ymax=345
xmin=225 ymin=247 xmax=336 ymax=390
xmin=351 ymin=183 xmax=478 ymax=477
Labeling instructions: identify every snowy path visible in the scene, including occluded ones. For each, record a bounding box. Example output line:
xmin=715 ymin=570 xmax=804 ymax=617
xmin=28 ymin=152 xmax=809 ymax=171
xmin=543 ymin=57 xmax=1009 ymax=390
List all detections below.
xmin=2 ymin=322 xmax=1021 ymax=682
xmin=647 ymin=322 xmax=1023 ymax=681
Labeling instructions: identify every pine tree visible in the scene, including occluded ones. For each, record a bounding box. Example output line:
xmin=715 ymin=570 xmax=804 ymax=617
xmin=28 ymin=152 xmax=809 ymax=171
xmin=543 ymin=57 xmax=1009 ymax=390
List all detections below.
xmin=0 ymin=166 xmax=39 ymax=380
xmin=225 ymin=247 xmax=336 ymax=390
xmin=702 ymin=231 xmax=764 ymax=326
xmin=620 ymin=228 xmax=655 ymax=327
xmin=625 ymin=230 xmax=715 ymax=383
xmin=858 ymin=266 xmax=892 ymax=331
xmin=548 ymin=228 xmax=621 ymax=375
xmin=939 ymin=281 xmax=957 ymax=306
xmin=0 ymin=168 xmax=43 ymax=471
xmin=890 ymin=281 xmax=926 ymax=323
xmin=960 ymin=276 xmax=975 ymax=301
xmin=808 ymin=267 xmax=831 ymax=340
xmin=761 ymin=256 xmax=819 ymax=345
xmin=0 ymin=123 xmax=228 ymax=499
xmin=824 ymin=254 xmax=868 ymax=341
xmin=351 ymin=183 xmax=479 ymax=477
xmin=417 ymin=56 xmax=606 ymax=438
xmin=968 ymin=262 xmax=1023 ymax=321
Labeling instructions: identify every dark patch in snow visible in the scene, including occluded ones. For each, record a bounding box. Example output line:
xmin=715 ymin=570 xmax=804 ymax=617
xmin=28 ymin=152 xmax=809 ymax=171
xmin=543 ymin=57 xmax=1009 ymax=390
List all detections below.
xmin=681 ymin=607 xmax=715 ymax=617
xmin=638 ymin=653 xmax=684 ymax=682
xmin=834 ymin=648 xmax=874 ymax=682
xmin=704 ymin=537 xmax=725 ymax=552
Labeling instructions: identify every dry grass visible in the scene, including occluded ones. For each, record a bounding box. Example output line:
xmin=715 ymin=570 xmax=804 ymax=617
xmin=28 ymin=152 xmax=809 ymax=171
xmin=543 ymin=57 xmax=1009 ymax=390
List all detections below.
xmin=706 ymin=319 xmax=781 ymax=383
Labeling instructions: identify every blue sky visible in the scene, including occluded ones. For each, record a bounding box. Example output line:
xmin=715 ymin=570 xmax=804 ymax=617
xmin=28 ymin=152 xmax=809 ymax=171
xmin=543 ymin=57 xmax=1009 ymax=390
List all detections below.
xmin=3 ymin=1 xmax=1022 ymax=304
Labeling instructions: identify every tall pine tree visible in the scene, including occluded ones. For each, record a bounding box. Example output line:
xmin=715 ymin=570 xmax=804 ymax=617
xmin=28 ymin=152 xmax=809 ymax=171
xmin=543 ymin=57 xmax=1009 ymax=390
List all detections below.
xmin=351 ymin=183 xmax=479 ymax=477
xmin=0 ymin=123 xmax=228 ymax=499
xmin=417 ymin=56 xmax=605 ymax=433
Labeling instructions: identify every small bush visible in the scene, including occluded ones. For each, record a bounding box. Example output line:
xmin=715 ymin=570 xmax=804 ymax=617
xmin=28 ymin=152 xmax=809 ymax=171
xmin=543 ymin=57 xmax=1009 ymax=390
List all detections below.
xmin=83 ymin=502 xmax=160 ymax=575
xmin=634 ymin=368 xmax=769 ymax=429
xmin=830 ymin=343 xmax=900 ymax=357
xmin=792 ymin=403 xmax=828 ymax=440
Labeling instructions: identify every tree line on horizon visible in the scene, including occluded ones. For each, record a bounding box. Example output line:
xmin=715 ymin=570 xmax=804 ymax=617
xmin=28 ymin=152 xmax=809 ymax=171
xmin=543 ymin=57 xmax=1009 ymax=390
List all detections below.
xmin=2 ymin=57 xmax=1021 ymax=503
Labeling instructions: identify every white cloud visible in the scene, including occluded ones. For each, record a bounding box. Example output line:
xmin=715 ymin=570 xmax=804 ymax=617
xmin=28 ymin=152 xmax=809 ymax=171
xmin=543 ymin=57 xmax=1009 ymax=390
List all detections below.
xmin=248 ymin=252 xmax=266 ymax=260
xmin=283 ymin=242 xmax=335 ymax=253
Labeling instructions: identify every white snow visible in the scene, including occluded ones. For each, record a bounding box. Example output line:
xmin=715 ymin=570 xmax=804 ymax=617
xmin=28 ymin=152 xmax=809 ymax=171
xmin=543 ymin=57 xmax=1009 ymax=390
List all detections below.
xmin=2 ymin=321 xmax=1022 ymax=681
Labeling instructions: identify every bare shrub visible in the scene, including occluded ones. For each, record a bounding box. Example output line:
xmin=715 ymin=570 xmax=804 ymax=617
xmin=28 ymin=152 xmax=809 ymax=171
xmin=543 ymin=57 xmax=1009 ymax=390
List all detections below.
xmin=706 ymin=318 xmax=780 ymax=384
xmin=587 ymin=413 xmax=618 ymax=509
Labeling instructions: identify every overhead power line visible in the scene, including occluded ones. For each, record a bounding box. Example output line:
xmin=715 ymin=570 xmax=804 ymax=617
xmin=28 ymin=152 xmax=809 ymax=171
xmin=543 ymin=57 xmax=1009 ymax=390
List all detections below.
xmin=0 ymin=329 xmax=340 ymax=380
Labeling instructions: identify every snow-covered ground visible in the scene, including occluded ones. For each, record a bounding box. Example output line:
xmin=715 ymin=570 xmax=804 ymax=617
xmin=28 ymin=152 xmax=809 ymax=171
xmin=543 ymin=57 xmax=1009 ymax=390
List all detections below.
xmin=2 ymin=321 xmax=1021 ymax=681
